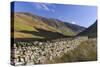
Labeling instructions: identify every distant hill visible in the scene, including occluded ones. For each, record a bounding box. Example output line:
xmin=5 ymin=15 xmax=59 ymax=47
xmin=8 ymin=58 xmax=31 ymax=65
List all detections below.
xmin=11 ymin=12 xmax=85 ymax=39
xmin=78 ymin=20 xmax=97 ymax=38
xmin=42 ymin=18 xmax=85 ymax=36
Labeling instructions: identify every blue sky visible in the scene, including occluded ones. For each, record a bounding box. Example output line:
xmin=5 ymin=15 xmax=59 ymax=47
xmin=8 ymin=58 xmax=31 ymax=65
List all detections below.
xmin=11 ymin=1 xmax=97 ymax=27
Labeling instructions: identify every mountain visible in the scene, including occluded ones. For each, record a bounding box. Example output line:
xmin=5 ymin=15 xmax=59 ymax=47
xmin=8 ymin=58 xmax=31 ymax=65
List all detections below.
xmin=78 ymin=20 xmax=97 ymax=38
xmin=42 ymin=18 xmax=85 ymax=35
xmin=11 ymin=12 xmax=85 ymax=39
xmin=12 ymin=12 xmax=64 ymax=39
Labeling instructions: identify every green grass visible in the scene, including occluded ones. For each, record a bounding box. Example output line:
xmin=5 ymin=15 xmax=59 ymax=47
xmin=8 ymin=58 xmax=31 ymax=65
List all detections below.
xmin=12 ymin=13 xmax=64 ymax=38
xmin=12 ymin=13 xmax=79 ymax=39
xmin=47 ymin=38 xmax=97 ymax=63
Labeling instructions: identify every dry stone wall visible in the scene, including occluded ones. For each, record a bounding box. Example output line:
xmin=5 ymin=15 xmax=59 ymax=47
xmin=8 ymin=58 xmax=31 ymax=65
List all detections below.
xmin=11 ymin=36 xmax=88 ymax=65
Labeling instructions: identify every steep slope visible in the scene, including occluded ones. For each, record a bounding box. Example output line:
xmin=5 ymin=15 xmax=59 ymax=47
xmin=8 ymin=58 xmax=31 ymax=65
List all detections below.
xmin=12 ymin=12 xmax=65 ymax=39
xmin=78 ymin=20 xmax=97 ymax=38
xmin=11 ymin=12 xmax=85 ymax=39
xmin=41 ymin=18 xmax=75 ymax=36
xmin=13 ymin=13 xmax=62 ymax=32
xmin=64 ymin=22 xmax=85 ymax=33
xmin=41 ymin=18 xmax=85 ymax=36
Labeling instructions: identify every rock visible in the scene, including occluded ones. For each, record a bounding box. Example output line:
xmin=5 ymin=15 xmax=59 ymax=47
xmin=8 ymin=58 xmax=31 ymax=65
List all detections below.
xmin=11 ymin=36 xmax=89 ymax=65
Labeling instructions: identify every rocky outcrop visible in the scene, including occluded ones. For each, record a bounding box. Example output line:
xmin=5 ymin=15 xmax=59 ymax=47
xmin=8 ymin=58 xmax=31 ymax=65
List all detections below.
xmin=11 ymin=36 xmax=88 ymax=66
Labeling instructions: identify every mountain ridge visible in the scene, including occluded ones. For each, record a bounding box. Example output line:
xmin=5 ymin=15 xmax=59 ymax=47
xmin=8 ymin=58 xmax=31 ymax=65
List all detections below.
xmin=12 ymin=12 xmax=86 ymax=39
xmin=78 ymin=20 xmax=97 ymax=38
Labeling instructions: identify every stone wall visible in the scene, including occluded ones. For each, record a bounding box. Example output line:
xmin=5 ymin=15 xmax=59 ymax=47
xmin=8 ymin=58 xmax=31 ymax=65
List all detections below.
xmin=11 ymin=36 xmax=88 ymax=65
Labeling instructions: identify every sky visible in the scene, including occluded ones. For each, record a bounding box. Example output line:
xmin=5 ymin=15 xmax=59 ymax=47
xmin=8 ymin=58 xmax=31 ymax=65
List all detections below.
xmin=11 ymin=1 xmax=97 ymax=27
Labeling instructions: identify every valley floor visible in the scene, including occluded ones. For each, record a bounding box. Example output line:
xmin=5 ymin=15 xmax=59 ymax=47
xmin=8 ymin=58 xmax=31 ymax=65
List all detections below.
xmin=11 ymin=36 xmax=97 ymax=66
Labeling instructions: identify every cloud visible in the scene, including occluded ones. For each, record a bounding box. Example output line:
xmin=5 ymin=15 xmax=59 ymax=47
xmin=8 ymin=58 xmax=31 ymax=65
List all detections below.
xmin=41 ymin=4 xmax=50 ymax=11
xmin=71 ymin=21 xmax=76 ymax=24
xmin=35 ymin=3 xmax=56 ymax=13
xmin=35 ymin=4 xmax=50 ymax=11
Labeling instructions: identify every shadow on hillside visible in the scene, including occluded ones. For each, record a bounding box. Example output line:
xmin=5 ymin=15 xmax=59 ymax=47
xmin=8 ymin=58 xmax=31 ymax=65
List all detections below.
xmin=12 ymin=28 xmax=72 ymax=42
xmin=77 ymin=20 xmax=97 ymax=38
xmin=19 ymin=28 xmax=67 ymax=38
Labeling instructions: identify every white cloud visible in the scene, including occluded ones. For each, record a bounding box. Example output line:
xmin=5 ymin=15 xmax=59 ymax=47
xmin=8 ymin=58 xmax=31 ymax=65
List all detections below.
xmin=35 ymin=4 xmax=50 ymax=11
xmin=41 ymin=4 xmax=50 ymax=11
xmin=71 ymin=21 xmax=76 ymax=24
xmin=35 ymin=3 xmax=56 ymax=13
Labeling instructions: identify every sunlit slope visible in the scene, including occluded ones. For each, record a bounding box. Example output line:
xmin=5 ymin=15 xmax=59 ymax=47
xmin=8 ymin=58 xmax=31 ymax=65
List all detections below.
xmin=12 ymin=13 xmax=64 ymax=38
xmin=42 ymin=18 xmax=85 ymax=36
xmin=12 ymin=12 xmax=85 ymax=39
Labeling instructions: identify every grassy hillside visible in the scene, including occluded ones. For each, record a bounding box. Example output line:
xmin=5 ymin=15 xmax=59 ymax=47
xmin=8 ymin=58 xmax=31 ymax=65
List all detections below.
xmin=12 ymin=12 xmax=64 ymax=38
xmin=47 ymin=39 xmax=97 ymax=63
xmin=78 ymin=20 xmax=97 ymax=38
xmin=42 ymin=18 xmax=75 ymax=36
xmin=11 ymin=12 xmax=85 ymax=39
xmin=42 ymin=18 xmax=85 ymax=36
